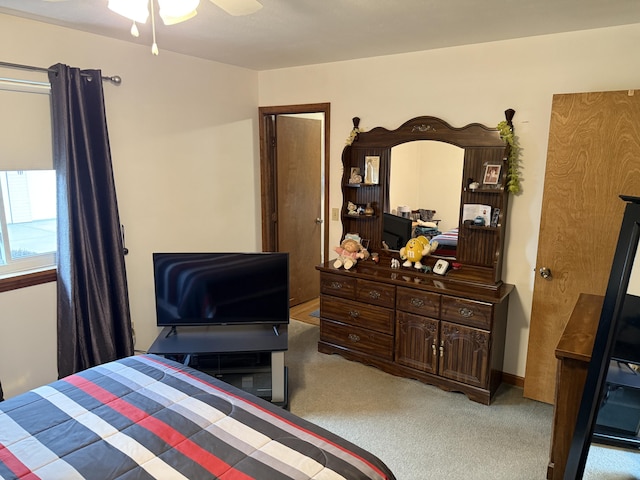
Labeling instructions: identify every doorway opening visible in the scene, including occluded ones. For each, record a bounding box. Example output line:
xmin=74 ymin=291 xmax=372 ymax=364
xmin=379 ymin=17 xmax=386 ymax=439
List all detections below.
xmin=259 ymin=103 xmax=330 ymax=306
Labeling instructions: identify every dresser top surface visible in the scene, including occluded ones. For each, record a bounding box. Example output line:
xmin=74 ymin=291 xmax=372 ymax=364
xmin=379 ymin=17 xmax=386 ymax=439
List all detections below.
xmin=317 ymin=261 xmax=514 ymax=303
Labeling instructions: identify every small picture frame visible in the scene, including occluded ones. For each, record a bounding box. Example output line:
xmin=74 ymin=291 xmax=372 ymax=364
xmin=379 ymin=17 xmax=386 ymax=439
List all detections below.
xmin=490 ymin=208 xmax=501 ymax=228
xmin=364 ymin=156 xmax=380 ymax=185
xmin=348 ymin=167 xmax=362 ymax=184
xmin=483 ymin=164 xmax=501 ymax=185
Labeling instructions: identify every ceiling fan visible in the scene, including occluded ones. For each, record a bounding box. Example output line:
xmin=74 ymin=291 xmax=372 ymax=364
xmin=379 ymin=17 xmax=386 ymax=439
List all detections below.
xmin=43 ymin=0 xmax=263 ymax=17
xmin=99 ymin=0 xmax=263 ymax=54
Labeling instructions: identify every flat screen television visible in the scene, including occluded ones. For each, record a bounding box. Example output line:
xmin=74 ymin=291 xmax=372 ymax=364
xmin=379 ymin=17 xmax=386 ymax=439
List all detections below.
xmin=382 ymin=212 xmax=413 ymax=250
xmin=153 ymin=252 xmax=290 ymax=327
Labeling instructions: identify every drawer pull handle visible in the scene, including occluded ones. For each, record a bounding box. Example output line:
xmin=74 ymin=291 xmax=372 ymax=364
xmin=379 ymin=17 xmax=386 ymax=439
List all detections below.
xmin=349 ymin=310 xmax=360 ymax=318
xmin=458 ymin=307 xmax=474 ymax=318
xmin=440 ymin=340 xmax=444 ymax=357
xmin=330 ymin=281 xmax=342 ymax=290
xmin=432 ymin=342 xmax=437 ymax=356
xmin=410 ymin=298 xmax=425 ymax=308
xmin=348 ymin=333 xmax=361 ymax=343
xmin=369 ymin=290 xmax=381 ymax=300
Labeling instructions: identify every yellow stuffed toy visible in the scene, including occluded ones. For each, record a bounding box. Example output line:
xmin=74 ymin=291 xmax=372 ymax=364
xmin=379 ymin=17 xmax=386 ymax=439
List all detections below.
xmin=399 ymin=236 xmax=439 ymax=269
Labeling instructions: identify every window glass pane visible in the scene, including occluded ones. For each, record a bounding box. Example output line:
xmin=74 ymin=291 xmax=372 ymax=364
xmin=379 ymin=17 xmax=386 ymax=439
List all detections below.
xmin=0 ymin=79 xmax=56 ymax=278
xmin=0 ymin=170 xmax=56 ymax=274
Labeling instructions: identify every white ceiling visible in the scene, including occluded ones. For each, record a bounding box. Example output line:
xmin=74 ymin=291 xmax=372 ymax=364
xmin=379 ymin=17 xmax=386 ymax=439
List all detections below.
xmin=1 ymin=0 xmax=639 ymax=71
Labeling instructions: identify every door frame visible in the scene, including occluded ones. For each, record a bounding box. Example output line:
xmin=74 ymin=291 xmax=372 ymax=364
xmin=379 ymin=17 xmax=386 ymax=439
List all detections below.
xmin=258 ymin=103 xmax=330 ymax=263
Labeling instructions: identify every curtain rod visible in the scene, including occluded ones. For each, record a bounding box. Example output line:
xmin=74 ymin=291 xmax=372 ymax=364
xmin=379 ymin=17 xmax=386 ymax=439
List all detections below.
xmin=0 ymin=61 xmax=122 ymax=85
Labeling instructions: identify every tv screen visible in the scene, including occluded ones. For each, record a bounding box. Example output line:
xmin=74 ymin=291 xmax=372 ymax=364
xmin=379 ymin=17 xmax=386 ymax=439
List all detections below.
xmin=383 ymin=212 xmax=413 ymax=250
xmin=153 ymin=252 xmax=290 ymax=327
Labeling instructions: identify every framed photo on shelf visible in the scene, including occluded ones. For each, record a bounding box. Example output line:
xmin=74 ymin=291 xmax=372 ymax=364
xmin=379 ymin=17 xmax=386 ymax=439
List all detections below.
xmin=364 ymin=156 xmax=380 ymax=184
xmin=483 ymin=164 xmax=501 ymax=185
xmin=349 ymin=167 xmax=362 ymax=184
xmin=491 ymin=208 xmax=501 ymax=228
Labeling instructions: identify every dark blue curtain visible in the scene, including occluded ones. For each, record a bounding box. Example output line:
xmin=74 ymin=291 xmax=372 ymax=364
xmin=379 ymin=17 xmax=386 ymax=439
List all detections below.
xmin=48 ymin=64 xmax=133 ymax=378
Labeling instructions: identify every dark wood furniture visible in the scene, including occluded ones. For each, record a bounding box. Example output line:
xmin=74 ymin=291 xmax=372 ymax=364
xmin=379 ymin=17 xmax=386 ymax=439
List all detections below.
xmin=547 ymin=293 xmax=603 ymax=480
xmin=148 ymin=325 xmax=288 ymax=407
xmin=317 ymin=113 xmax=516 ymax=405
xmin=340 ymin=113 xmax=513 ymax=285
xmin=565 ymin=196 xmax=640 ymax=478
xmin=317 ymin=263 xmax=513 ymax=404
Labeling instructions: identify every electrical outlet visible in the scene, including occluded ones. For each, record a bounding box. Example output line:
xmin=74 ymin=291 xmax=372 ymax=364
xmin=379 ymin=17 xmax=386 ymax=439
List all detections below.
xmin=332 ymin=208 xmax=339 ymax=221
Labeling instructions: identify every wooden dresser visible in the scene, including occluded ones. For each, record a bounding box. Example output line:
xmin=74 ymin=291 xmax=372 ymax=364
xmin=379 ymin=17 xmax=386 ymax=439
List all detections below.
xmin=316 ymin=261 xmax=514 ymax=405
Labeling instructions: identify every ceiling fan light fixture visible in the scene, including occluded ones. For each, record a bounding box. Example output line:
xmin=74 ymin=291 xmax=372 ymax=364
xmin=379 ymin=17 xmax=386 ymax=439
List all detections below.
xmin=158 ymin=0 xmax=200 ymax=25
xmin=130 ymin=21 xmax=140 ymax=37
xmin=107 ymin=0 xmax=149 ymax=24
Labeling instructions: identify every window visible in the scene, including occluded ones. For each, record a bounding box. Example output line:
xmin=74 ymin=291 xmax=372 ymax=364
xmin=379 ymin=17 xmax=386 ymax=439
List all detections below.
xmin=0 ymin=170 xmax=56 ymax=276
xmin=0 ymin=78 xmax=55 ymax=279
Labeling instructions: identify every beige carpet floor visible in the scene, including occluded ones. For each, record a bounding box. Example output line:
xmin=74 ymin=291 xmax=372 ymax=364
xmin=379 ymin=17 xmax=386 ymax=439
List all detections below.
xmin=284 ymin=319 xmax=640 ymax=480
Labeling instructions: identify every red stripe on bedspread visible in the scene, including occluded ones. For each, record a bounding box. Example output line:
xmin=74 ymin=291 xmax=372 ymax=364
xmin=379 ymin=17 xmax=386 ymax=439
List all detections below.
xmin=0 ymin=444 xmax=40 ymax=480
xmin=145 ymin=355 xmax=392 ymax=480
xmin=64 ymin=375 xmax=253 ymax=480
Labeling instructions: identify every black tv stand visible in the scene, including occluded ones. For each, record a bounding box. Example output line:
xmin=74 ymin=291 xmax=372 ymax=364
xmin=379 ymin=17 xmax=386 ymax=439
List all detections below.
xmin=165 ymin=326 xmax=178 ymax=338
xmin=148 ymin=324 xmax=288 ymax=408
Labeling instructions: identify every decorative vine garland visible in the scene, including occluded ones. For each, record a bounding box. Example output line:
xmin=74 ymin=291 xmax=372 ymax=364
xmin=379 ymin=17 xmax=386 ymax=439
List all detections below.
xmin=497 ymin=120 xmax=521 ymax=195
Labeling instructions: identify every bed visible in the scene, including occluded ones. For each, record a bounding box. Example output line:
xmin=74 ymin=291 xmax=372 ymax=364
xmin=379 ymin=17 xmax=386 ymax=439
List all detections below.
xmin=0 ymin=354 xmax=395 ymax=480
xmin=431 ymin=227 xmax=458 ymax=257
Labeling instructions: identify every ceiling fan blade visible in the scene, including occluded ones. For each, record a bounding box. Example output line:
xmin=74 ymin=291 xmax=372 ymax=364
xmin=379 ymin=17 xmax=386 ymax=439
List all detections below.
xmin=209 ymin=0 xmax=262 ymax=16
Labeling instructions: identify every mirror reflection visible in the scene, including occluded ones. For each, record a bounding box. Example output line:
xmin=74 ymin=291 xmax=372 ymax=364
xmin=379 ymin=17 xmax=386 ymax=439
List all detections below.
xmin=387 ymin=141 xmax=464 ymax=255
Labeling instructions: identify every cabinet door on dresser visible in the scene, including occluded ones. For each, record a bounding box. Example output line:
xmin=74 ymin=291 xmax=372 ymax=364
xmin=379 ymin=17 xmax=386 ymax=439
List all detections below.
xmin=439 ymin=321 xmax=490 ymax=388
xmin=395 ymin=311 xmax=439 ymax=374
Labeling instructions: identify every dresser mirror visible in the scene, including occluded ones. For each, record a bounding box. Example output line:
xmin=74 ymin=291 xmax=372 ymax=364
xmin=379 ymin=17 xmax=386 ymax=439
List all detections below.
xmin=340 ymin=113 xmax=513 ymax=286
xmin=389 ymin=141 xmax=464 ymax=241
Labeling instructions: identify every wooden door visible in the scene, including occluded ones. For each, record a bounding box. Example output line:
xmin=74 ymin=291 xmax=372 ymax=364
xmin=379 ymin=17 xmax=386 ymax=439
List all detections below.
xmin=524 ymin=90 xmax=640 ymax=404
xmin=276 ymin=115 xmax=322 ymax=306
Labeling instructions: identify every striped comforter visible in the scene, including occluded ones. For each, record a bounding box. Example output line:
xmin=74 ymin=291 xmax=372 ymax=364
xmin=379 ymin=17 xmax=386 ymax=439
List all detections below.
xmin=0 ymin=355 xmax=395 ymax=480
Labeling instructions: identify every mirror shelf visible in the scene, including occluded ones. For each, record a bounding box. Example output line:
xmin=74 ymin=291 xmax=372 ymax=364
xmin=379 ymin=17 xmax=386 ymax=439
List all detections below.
xmin=339 ymin=113 xmax=514 ymax=287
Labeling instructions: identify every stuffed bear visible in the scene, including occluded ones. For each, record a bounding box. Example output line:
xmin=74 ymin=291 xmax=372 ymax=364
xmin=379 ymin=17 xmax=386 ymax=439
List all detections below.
xmin=399 ymin=235 xmax=439 ymax=269
xmin=333 ymin=234 xmax=369 ymax=270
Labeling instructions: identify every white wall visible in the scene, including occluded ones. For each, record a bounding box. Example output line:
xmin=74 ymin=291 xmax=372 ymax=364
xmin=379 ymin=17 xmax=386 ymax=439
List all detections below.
xmin=258 ymin=23 xmax=640 ymax=380
xmin=0 ymin=14 xmax=260 ymax=398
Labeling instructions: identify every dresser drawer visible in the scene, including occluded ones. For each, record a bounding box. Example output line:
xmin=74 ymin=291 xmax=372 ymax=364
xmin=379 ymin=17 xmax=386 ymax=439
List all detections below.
xmin=441 ymin=295 xmax=493 ymax=329
xmin=356 ymin=280 xmax=396 ymax=308
xmin=320 ymin=319 xmax=394 ymax=360
xmin=320 ymin=272 xmax=356 ymax=300
xmin=396 ymin=287 xmax=441 ymax=317
xmin=320 ymin=296 xmax=394 ymax=334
